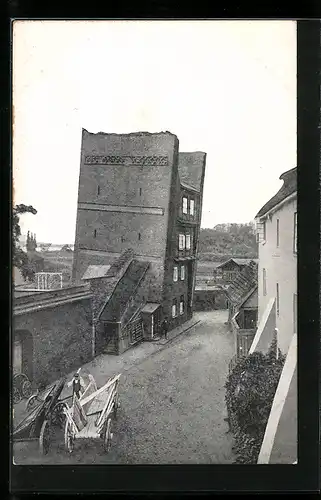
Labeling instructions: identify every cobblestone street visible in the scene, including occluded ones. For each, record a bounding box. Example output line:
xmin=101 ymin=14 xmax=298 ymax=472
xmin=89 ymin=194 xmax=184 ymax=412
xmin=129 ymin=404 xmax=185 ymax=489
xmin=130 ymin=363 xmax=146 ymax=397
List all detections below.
xmin=13 ymin=310 xmax=235 ymax=464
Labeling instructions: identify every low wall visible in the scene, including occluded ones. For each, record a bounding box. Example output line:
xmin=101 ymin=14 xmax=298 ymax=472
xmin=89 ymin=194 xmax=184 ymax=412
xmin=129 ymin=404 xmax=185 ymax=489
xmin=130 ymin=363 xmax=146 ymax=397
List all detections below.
xmin=193 ymin=288 xmax=228 ymax=311
xmin=258 ymin=333 xmax=297 ymax=463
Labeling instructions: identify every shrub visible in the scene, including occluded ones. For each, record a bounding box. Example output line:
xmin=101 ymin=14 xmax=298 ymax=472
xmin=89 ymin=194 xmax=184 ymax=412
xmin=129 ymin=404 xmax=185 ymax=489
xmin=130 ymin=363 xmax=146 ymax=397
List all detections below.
xmin=225 ymin=342 xmax=285 ymax=464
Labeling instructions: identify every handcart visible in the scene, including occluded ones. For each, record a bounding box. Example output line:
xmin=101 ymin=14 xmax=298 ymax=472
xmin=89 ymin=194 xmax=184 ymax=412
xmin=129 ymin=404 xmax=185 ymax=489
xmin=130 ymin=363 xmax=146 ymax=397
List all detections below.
xmin=63 ymin=374 xmax=121 ymax=453
xmin=13 ymin=372 xmax=33 ymax=404
xmin=12 ymin=377 xmax=66 ymax=455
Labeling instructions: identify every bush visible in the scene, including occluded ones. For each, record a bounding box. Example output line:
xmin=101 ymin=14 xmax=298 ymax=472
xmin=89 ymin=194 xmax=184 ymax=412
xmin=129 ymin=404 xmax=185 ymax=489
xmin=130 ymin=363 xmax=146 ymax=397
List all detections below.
xmin=225 ymin=341 xmax=285 ymax=464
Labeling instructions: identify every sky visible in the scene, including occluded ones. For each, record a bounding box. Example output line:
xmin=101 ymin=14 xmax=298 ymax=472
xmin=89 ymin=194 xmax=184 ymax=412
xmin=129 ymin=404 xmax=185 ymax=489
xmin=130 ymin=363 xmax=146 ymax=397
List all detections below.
xmin=13 ymin=20 xmax=297 ymax=244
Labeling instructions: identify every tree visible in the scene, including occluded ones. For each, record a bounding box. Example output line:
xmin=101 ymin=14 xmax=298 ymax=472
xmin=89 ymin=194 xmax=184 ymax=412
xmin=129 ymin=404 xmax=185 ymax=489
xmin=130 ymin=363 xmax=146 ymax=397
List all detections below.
xmin=13 ymin=204 xmax=37 ymax=281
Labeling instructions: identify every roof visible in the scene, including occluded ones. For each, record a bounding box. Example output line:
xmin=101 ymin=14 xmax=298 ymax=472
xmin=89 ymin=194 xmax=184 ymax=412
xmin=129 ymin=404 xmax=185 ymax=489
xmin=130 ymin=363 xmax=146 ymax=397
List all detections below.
xmin=178 ymin=152 xmax=207 ymax=192
xmin=255 ymin=167 xmax=297 ymax=218
xmin=141 ymin=303 xmax=160 ymax=314
xmin=226 ymin=261 xmax=258 ymax=306
xmin=217 ymin=258 xmax=258 ymax=269
xmin=100 ymin=259 xmax=150 ymax=322
xmin=82 ymin=265 xmax=111 ymax=280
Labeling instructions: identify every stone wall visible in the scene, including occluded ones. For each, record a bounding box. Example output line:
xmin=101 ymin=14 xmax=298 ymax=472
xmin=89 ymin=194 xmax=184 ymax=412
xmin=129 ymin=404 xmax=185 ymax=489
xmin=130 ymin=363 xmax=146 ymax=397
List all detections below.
xmin=14 ymin=296 xmax=93 ymax=387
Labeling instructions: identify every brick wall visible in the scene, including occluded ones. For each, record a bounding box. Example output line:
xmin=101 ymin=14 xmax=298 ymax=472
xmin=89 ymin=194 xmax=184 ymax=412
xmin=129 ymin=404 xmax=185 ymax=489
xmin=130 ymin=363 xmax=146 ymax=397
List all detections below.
xmin=72 ymin=130 xmax=179 ymax=283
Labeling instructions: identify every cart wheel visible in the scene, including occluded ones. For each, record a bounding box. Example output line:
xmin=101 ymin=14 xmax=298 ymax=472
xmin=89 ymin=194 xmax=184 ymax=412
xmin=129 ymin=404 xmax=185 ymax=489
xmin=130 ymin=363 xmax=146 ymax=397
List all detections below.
xmin=113 ymin=395 xmax=120 ymax=419
xmin=64 ymin=422 xmax=74 ymax=453
xmin=21 ymin=378 xmax=33 ymax=399
xmin=26 ymin=394 xmax=39 ymax=412
xmin=13 ymin=387 xmax=22 ymax=405
xmin=39 ymin=419 xmax=51 ymax=455
xmin=52 ymin=402 xmax=66 ymax=429
xmin=103 ymin=418 xmax=113 ymax=452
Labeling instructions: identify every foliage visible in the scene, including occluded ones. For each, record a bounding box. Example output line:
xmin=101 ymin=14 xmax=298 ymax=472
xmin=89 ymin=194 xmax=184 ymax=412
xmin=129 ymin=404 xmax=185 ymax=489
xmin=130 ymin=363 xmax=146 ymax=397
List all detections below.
xmin=199 ymin=223 xmax=258 ymax=262
xmin=26 ymin=231 xmax=37 ymax=251
xmin=13 ymin=204 xmax=37 ymax=281
xmin=225 ymin=342 xmax=286 ymax=464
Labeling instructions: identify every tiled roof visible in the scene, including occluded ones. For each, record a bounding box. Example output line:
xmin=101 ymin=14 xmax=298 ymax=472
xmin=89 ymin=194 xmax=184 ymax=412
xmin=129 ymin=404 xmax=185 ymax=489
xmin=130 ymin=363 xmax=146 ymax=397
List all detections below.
xmin=217 ymin=258 xmax=258 ymax=269
xmin=178 ymin=152 xmax=206 ymax=192
xmin=226 ymin=261 xmax=258 ymax=306
xmin=255 ymin=167 xmax=297 ymax=218
xmin=100 ymin=259 xmax=150 ymax=322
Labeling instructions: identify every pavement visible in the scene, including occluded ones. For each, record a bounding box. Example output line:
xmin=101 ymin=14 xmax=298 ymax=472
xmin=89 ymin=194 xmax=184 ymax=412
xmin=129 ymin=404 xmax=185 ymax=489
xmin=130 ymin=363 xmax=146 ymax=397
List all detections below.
xmin=13 ymin=310 xmax=236 ymax=464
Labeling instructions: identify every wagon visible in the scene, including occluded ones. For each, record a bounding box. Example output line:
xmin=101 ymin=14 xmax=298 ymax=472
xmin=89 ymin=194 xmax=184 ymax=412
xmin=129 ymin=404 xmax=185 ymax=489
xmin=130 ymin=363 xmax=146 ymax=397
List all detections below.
xmin=63 ymin=373 xmax=121 ymax=453
xmin=12 ymin=377 xmax=66 ymax=455
xmin=13 ymin=372 xmax=33 ymax=404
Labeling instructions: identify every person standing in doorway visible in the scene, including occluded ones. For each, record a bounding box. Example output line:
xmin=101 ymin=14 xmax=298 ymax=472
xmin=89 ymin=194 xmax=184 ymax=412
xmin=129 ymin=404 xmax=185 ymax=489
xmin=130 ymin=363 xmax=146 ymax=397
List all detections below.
xmin=161 ymin=317 xmax=169 ymax=341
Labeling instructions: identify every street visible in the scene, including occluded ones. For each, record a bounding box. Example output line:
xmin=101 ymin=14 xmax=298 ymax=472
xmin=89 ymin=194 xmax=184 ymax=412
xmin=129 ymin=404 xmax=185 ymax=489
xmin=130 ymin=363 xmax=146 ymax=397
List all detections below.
xmin=13 ymin=310 xmax=235 ymax=464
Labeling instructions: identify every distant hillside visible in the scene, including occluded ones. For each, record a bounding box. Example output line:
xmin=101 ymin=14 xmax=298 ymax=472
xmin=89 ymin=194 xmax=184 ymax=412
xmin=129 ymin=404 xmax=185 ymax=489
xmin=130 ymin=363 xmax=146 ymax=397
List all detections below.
xmin=198 ymin=223 xmax=258 ymax=262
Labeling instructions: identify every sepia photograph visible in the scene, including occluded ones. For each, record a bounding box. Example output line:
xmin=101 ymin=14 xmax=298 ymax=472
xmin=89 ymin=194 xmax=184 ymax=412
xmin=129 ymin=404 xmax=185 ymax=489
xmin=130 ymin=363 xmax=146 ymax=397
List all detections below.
xmin=11 ymin=20 xmax=297 ymax=466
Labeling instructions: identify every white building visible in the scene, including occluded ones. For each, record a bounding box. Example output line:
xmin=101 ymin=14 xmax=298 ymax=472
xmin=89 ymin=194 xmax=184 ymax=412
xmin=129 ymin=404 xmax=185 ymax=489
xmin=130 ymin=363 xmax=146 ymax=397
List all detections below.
xmin=252 ymin=167 xmax=297 ymax=355
xmin=250 ymin=166 xmax=297 ymax=464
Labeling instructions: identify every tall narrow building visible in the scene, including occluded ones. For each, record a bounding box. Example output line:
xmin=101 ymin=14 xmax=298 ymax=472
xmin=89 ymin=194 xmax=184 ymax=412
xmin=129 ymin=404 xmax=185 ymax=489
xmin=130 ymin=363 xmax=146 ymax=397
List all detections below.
xmin=72 ymin=129 xmax=206 ymax=353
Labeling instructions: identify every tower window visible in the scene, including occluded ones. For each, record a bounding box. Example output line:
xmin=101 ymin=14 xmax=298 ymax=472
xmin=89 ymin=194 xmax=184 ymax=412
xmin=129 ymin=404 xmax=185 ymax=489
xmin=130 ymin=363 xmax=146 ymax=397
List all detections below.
xmin=180 ymin=295 xmax=184 ymax=315
xmin=276 ymin=218 xmax=280 ymax=247
xmin=179 ymin=233 xmax=185 ymax=250
xmin=138 ymin=232 xmax=141 ymax=241
xmin=180 ymin=265 xmax=185 ymax=281
xmin=276 ymin=283 xmax=280 ymax=316
xmin=190 ymin=199 xmax=195 ymax=216
xmin=97 ymin=185 xmax=100 ymax=196
xmin=182 ymin=197 xmax=188 ymax=214
xmin=173 ymin=266 xmax=178 ymax=282
xmin=172 ymin=298 xmax=177 ymax=318
xmin=94 ymin=229 xmax=97 ymax=238
xmin=139 ymin=188 xmax=142 ymax=196
xmin=186 ymin=233 xmax=191 ymax=250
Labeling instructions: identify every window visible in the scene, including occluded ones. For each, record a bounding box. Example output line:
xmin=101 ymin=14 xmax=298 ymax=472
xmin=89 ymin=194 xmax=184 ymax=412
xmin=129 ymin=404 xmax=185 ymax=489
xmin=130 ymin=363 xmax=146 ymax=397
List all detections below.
xmin=276 ymin=218 xmax=280 ymax=247
xmin=263 ymin=221 xmax=266 ymax=241
xmin=179 ymin=233 xmax=185 ymax=250
xmin=293 ymin=293 xmax=297 ymax=334
xmin=172 ymin=299 xmax=177 ymax=318
xmin=180 ymin=265 xmax=185 ymax=281
xmin=138 ymin=232 xmax=141 ymax=241
xmin=180 ymin=295 xmax=184 ymax=315
xmin=182 ymin=197 xmax=188 ymax=214
xmin=293 ymin=212 xmax=297 ymax=254
xmin=94 ymin=229 xmax=97 ymax=238
xmin=276 ymin=283 xmax=280 ymax=316
xmin=97 ymin=185 xmax=100 ymax=196
xmin=186 ymin=233 xmax=191 ymax=250
xmin=263 ymin=268 xmax=267 ymax=296
xmin=139 ymin=187 xmax=142 ymax=196
xmin=173 ymin=266 xmax=178 ymax=282
xmin=190 ymin=199 xmax=195 ymax=216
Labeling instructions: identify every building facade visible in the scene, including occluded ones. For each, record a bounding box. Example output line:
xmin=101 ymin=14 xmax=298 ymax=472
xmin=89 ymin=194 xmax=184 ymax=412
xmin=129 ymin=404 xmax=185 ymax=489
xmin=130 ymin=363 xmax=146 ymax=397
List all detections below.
xmin=254 ymin=167 xmax=297 ymax=355
xmin=72 ymin=129 xmax=206 ymax=341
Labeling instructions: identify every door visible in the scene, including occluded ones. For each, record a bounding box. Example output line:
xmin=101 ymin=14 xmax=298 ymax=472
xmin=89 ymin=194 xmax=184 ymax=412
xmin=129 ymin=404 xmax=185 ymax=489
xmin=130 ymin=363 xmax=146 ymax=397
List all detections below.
xmin=13 ymin=340 xmax=22 ymax=374
xmin=243 ymin=309 xmax=257 ymax=330
xmin=187 ymin=262 xmax=194 ymax=313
